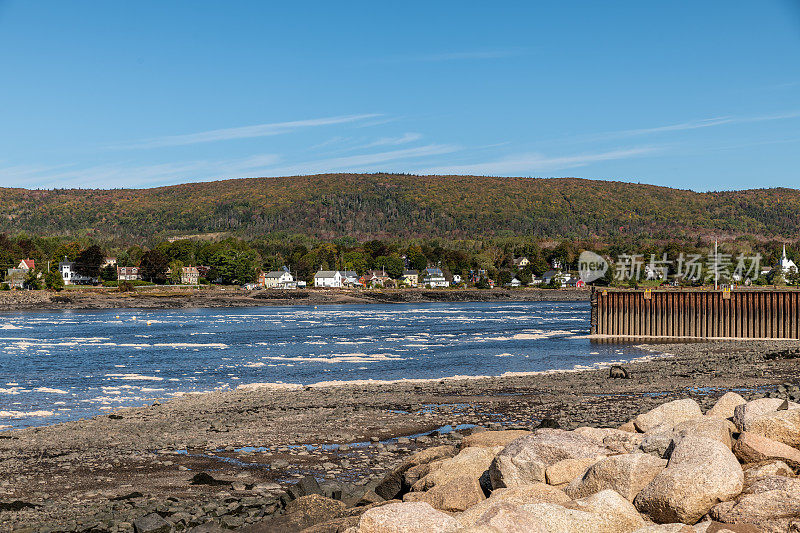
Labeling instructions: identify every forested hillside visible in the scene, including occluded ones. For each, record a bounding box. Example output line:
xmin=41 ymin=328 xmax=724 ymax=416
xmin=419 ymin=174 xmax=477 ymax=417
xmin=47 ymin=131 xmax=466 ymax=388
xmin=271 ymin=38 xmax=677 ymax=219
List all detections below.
xmin=1 ymin=174 xmax=798 ymax=242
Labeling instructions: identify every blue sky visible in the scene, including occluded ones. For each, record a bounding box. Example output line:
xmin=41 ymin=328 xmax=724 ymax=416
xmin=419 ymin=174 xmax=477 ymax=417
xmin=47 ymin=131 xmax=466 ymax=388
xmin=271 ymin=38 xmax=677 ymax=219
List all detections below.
xmin=1 ymin=1 xmax=799 ymax=191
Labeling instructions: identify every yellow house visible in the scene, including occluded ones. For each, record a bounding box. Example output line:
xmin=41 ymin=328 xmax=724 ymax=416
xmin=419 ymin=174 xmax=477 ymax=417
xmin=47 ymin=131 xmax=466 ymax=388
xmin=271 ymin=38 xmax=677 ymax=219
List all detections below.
xmin=264 ymin=269 xmax=294 ymax=288
xmin=401 ymin=270 xmax=419 ymax=287
xmin=513 ymin=257 xmax=530 ymax=268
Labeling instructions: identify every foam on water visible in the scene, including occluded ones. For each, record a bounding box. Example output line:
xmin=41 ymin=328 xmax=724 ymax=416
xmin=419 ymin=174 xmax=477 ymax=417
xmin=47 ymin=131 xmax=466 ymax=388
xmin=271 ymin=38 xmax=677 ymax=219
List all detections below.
xmin=34 ymin=387 xmax=69 ymax=394
xmin=0 ymin=300 xmax=657 ymax=430
xmin=0 ymin=410 xmax=54 ymax=418
xmin=104 ymin=373 xmax=164 ymax=381
xmin=263 ymin=353 xmax=404 ymax=364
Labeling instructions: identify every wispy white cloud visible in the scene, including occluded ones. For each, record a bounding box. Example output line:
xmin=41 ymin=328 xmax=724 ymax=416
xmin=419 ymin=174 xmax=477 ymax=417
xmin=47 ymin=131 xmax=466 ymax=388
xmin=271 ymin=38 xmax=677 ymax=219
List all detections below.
xmin=301 ymin=132 xmax=424 ymax=157
xmin=0 ymin=162 xmax=74 ymax=184
xmin=307 ymin=136 xmax=351 ymax=150
xmin=594 ymin=111 xmax=800 ymax=140
xmin=1 ymin=143 xmax=462 ymax=189
xmin=416 ymin=147 xmax=658 ymax=176
xmin=265 ymin=143 xmax=461 ymax=176
xmin=768 ymin=81 xmax=800 ymax=90
xmin=1 ymin=154 xmax=282 ymax=189
xmin=112 ymin=114 xmax=382 ymax=150
xmin=363 ymin=132 xmax=423 ymax=148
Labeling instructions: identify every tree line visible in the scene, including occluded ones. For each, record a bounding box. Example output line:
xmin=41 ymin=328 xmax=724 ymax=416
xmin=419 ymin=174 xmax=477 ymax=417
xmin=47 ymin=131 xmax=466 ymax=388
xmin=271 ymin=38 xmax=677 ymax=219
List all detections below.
xmin=2 ymin=231 xmax=799 ymax=290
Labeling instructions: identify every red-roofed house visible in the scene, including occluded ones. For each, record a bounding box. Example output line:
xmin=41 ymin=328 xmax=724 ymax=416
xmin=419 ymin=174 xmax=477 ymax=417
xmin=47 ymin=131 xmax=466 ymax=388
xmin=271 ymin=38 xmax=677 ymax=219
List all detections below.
xmin=17 ymin=259 xmax=35 ymax=271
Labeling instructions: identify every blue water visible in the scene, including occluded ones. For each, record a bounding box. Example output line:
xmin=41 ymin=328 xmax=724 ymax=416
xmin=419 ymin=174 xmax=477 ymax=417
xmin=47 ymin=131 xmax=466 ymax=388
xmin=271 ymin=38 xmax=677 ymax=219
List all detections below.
xmin=0 ymin=301 xmax=652 ymax=430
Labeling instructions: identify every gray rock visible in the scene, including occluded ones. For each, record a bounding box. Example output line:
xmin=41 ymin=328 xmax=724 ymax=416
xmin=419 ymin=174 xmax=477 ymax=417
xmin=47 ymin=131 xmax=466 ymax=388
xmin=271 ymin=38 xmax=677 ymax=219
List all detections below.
xmin=489 ymin=429 xmax=608 ymax=488
xmin=244 ymin=494 xmax=346 ymax=532
xmin=745 ymin=407 xmax=800 ymax=449
xmin=634 ymin=436 xmax=743 ymax=524
xmin=705 ymin=392 xmax=746 ymax=420
xmin=270 ymin=459 xmax=290 ymax=469
xmin=133 ymin=513 xmax=171 ymax=533
xmin=639 ymin=427 xmax=675 ymax=457
xmin=286 ymin=475 xmax=322 ymax=500
xmin=634 ymin=399 xmax=703 ymax=433
xmin=471 ymin=501 xmax=549 ymax=532
xmin=357 ymin=502 xmax=460 ymax=533
xmin=186 ymin=522 xmax=226 ymax=533
xmin=733 ymin=431 xmax=800 ymax=469
xmin=732 ymin=398 xmax=800 ymax=432
xmin=457 ymin=483 xmax=570 ymax=527
xmin=566 ymin=453 xmax=667 ymax=501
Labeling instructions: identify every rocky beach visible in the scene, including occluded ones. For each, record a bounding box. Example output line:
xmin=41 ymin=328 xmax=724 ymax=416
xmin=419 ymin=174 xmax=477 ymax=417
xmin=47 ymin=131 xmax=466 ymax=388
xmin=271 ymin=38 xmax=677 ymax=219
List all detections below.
xmin=2 ymin=339 xmax=800 ymax=532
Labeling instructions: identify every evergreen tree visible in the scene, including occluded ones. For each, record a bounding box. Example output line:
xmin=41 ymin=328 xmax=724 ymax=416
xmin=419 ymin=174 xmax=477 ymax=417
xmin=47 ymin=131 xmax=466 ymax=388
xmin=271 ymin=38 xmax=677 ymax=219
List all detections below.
xmin=45 ymin=270 xmax=64 ymax=291
xmin=24 ymin=269 xmax=42 ymax=290
xmin=100 ymin=264 xmax=118 ymax=282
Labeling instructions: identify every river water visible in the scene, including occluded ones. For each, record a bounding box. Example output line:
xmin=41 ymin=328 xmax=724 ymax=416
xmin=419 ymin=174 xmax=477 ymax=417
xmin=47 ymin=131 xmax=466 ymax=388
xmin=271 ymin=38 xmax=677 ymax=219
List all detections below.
xmin=0 ymin=301 xmax=654 ymax=430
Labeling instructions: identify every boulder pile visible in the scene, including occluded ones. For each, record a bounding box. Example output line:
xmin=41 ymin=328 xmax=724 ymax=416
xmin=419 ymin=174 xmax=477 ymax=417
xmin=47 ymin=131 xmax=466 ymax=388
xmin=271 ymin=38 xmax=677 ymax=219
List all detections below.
xmin=9 ymin=391 xmax=800 ymax=532
xmin=332 ymin=392 xmax=800 ymax=532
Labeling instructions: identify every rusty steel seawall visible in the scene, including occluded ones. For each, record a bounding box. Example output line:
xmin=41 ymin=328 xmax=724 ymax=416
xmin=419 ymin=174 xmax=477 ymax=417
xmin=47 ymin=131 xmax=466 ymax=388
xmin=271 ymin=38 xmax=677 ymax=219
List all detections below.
xmin=590 ymin=288 xmax=800 ymax=339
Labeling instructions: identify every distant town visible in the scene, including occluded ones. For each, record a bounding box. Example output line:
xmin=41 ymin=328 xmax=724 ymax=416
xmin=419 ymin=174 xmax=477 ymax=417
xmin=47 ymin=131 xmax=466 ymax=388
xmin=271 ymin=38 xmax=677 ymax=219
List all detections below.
xmin=2 ymin=238 xmax=798 ymax=292
xmin=2 ymin=253 xmax=584 ymax=291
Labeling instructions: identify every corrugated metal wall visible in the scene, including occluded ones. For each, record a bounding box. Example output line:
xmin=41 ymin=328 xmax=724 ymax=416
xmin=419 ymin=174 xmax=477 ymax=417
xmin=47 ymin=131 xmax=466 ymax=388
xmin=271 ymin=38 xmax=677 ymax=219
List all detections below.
xmin=590 ymin=289 xmax=800 ymax=338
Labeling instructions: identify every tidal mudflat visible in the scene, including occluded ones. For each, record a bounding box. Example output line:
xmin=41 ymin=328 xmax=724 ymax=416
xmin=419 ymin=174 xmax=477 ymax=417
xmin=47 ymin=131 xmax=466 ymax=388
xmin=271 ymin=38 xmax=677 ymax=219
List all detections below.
xmin=1 ymin=336 xmax=799 ymax=531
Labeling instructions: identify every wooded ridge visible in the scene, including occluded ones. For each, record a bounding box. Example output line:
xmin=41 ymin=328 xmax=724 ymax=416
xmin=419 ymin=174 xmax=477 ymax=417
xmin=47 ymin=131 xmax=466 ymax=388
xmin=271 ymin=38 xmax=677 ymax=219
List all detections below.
xmin=2 ymin=174 xmax=797 ymax=241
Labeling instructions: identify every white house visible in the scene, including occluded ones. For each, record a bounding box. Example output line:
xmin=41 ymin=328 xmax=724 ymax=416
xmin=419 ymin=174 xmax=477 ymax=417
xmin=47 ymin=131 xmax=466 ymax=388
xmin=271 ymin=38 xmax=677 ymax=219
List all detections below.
xmin=17 ymin=259 xmax=35 ymax=271
xmin=452 ymin=274 xmax=462 ymax=285
xmin=423 ymin=267 xmax=449 ymax=288
xmin=780 ymin=244 xmax=797 ymax=274
xmin=263 ymin=268 xmax=295 ymax=289
xmin=314 ymin=270 xmax=343 ymax=288
xmin=59 ymin=259 xmax=94 ymax=285
xmin=342 ymin=270 xmax=360 ymax=286
xmin=117 ymin=266 xmax=141 ymax=281
xmin=507 ymin=277 xmax=522 ymax=288
xmin=181 ymin=266 xmax=200 ymax=285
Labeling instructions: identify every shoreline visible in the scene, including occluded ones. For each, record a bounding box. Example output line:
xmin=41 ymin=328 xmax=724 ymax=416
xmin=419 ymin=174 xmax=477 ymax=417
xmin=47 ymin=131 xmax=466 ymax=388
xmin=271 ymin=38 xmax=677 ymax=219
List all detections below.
xmin=1 ymin=337 xmax=658 ymax=432
xmin=0 ymin=287 xmax=590 ymax=313
xmin=2 ymin=338 xmax=799 ymax=530
xmin=1 ymin=344 xmax=665 ymax=432
xmin=234 ymin=348 xmax=668 ymax=393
